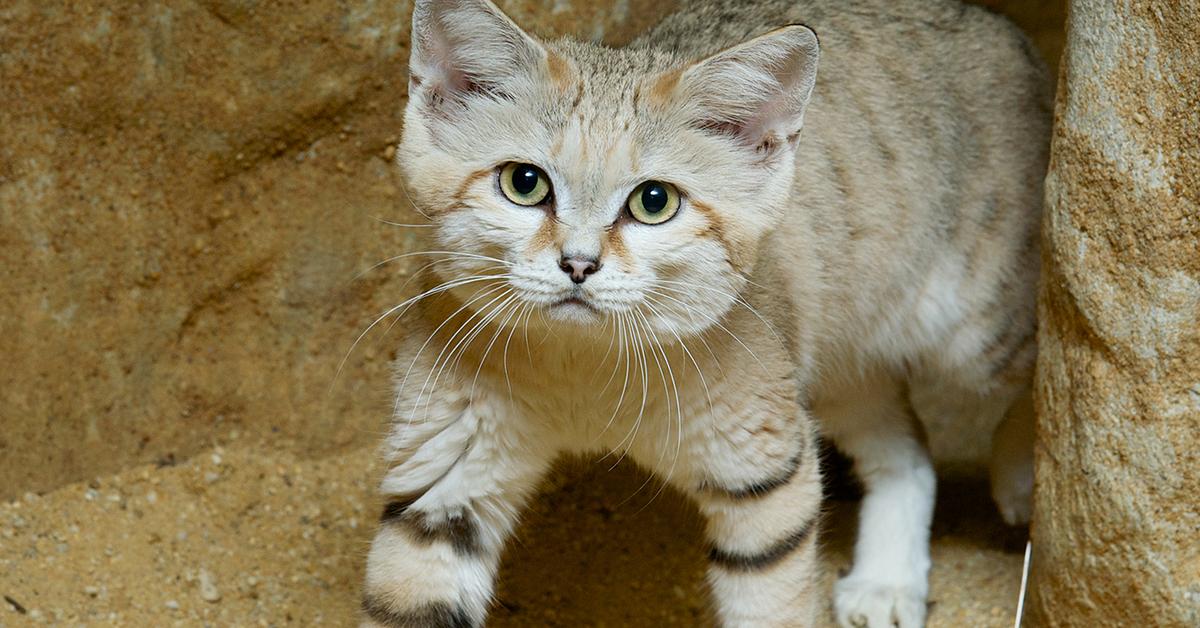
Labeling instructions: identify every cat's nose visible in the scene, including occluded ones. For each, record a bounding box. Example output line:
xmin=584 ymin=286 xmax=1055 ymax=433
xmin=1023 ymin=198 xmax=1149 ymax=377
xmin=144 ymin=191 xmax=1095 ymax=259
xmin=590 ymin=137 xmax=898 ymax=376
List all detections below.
xmin=559 ymin=255 xmax=600 ymax=284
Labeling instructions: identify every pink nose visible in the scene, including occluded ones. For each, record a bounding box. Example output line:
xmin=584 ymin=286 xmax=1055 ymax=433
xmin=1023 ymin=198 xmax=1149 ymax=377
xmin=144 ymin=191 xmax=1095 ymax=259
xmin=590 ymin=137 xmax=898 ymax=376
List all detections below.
xmin=559 ymin=256 xmax=599 ymax=284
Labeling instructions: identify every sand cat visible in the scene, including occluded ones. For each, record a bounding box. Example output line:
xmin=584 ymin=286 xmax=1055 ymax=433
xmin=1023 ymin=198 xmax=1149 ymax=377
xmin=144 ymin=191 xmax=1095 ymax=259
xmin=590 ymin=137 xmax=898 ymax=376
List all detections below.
xmin=360 ymin=0 xmax=1049 ymax=625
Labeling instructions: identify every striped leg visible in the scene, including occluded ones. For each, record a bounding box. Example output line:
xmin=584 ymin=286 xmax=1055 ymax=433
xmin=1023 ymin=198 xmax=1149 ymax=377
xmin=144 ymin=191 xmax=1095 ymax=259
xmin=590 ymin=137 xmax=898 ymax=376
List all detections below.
xmin=361 ymin=402 xmax=552 ymax=628
xmin=691 ymin=426 xmax=824 ymax=627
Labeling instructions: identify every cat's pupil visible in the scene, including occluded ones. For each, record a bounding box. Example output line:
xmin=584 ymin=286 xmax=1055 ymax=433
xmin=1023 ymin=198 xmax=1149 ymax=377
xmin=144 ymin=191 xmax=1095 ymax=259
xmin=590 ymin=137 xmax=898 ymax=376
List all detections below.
xmin=512 ymin=165 xmax=540 ymax=195
xmin=642 ymin=183 xmax=668 ymax=213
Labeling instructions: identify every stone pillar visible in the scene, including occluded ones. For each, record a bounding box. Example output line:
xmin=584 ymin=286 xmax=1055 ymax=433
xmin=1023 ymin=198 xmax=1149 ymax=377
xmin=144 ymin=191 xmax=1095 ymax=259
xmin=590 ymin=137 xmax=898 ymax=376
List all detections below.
xmin=1031 ymin=1 xmax=1200 ymax=626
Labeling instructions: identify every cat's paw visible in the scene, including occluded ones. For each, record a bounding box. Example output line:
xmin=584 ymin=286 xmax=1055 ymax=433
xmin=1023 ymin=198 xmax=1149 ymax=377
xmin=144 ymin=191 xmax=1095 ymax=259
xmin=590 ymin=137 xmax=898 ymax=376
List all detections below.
xmin=992 ymin=479 xmax=1032 ymax=525
xmin=989 ymin=455 xmax=1033 ymax=526
xmin=834 ymin=576 xmax=927 ymax=628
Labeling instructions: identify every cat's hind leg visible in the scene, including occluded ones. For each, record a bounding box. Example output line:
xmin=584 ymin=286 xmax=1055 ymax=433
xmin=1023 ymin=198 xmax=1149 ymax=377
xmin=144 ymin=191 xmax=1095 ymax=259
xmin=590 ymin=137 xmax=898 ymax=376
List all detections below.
xmin=818 ymin=375 xmax=934 ymax=628
xmin=989 ymin=387 xmax=1034 ymax=526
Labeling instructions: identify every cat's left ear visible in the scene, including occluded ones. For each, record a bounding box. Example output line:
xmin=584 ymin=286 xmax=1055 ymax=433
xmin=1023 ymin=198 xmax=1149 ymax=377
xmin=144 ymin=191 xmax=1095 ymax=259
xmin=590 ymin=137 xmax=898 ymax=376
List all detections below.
xmin=672 ymin=25 xmax=820 ymax=151
xmin=409 ymin=0 xmax=547 ymax=106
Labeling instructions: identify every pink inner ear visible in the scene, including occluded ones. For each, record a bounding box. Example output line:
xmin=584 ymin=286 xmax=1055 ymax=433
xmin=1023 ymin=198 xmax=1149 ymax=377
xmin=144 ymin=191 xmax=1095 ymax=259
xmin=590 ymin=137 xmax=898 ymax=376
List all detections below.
xmin=694 ymin=99 xmax=789 ymax=154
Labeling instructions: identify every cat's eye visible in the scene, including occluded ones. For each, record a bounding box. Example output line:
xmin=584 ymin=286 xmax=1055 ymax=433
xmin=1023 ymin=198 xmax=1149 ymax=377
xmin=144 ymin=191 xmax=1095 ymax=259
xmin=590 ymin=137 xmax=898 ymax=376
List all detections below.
xmin=499 ymin=162 xmax=552 ymax=206
xmin=627 ymin=181 xmax=680 ymax=225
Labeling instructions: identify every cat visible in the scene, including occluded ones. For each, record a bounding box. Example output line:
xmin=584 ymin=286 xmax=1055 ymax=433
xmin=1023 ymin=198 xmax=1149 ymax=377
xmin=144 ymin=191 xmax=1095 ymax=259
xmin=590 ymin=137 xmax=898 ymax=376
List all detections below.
xmin=359 ymin=0 xmax=1050 ymax=626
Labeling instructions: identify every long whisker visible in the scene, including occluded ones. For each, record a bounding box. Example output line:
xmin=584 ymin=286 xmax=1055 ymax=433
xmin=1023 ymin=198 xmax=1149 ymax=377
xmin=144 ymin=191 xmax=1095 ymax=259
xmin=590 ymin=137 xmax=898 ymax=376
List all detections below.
xmin=395 ymin=175 xmax=435 ymax=221
xmin=408 ymin=286 xmax=512 ymax=417
xmin=645 ymin=290 xmax=725 ymax=376
xmin=642 ymin=296 xmax=713 ymax=413
xmin=372 ymin=216 xmax=435 ymax=228
xmin=333 ymin=273 xmax=512 ymax=390
xmin=393 ymin=281 xmax=512 ymax=417
xmin=607 ymin=311 xmax=651 ymax=469
xmin=500 ymin=301 xmax=533 ymax=400
xmin=652 ymin=278 xmax=782 ymax=344
xmin=355 ymin=250 xmax=512 ymax=281
xmin=625 ymin=308 xmax=683 ymax=508
xmin=414 ymin=288 xmax=516 ymax=420
xmin=469 ymin=293 xmax=526 ymax=398
xmin=595 ymin=311 xmax=631 ymax=446
xmin=645 ymin=286 xmax=770 ymax=375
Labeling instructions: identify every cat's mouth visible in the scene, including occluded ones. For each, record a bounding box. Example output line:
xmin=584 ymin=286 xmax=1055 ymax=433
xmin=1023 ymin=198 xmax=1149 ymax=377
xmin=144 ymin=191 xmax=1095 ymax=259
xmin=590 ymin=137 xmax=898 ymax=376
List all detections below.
xmin=552 ymin=295 xmax=600 ymax=313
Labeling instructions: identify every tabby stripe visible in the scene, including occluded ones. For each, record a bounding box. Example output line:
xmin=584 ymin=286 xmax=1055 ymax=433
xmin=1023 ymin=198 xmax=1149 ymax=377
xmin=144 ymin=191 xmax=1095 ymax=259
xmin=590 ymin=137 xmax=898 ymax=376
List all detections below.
xmin=708 ymin=515 xmax=818 ymax=572
xmin=704 ymin=451 xmax=803 ymax=500
xmin=361 ymin=597 xmax=474 ymax=628
xmin=379 ymin=498 xmax=482 ymax=556
xmin=989 ymin=328 xmax=1035 ymax=378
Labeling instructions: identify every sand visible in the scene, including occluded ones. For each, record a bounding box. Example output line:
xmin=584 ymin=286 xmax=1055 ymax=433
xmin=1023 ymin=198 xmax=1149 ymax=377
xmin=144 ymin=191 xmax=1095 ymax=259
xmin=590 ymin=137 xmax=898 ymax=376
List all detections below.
xmin=1 ymin=439 xmax=1027 ymax=626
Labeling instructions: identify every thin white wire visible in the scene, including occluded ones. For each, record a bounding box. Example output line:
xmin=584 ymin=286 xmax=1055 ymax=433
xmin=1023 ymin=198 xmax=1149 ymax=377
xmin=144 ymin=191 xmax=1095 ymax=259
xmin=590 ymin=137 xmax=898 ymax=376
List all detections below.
xmin=1014 ymin=540 xmax=1032 ymax=628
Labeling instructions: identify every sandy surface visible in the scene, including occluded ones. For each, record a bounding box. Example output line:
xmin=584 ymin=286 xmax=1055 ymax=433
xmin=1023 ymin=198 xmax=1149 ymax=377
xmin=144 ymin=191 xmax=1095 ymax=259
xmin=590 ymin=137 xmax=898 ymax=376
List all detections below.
xmin=1 ymin=440 xmax=1027 ymax=627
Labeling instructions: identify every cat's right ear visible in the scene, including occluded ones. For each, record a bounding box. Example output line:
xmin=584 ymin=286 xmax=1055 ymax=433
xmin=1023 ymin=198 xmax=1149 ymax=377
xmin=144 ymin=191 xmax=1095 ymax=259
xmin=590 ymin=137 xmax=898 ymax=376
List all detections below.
xmin=409 ymin=0 xmax=547 ymax=111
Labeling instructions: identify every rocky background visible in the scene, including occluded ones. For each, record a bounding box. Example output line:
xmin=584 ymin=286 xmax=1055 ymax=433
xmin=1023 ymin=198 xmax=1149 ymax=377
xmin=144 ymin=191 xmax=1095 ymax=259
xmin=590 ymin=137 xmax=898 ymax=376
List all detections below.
xmin=1032 ymin=1 xmax=1199 ymax=625
xmin=2 ymin=0 xmax=1068 ymax=625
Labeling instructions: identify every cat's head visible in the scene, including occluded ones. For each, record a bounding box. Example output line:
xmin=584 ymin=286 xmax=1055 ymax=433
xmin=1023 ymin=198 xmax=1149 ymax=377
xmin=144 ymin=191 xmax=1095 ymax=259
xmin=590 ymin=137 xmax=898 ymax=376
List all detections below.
xmin=399 ymin=0 xmax=818 ymax=337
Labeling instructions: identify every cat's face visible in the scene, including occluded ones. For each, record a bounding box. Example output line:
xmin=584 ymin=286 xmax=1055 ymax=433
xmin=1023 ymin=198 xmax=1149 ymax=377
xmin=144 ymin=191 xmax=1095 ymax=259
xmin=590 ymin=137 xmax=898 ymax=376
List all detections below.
xmin=400 ymin=0 xmax=818 ymax=337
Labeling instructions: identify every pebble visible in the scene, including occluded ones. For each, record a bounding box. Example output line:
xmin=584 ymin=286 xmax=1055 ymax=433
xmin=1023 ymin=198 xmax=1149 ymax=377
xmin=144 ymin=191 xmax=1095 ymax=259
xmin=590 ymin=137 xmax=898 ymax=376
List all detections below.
xmin=84 ymin=586 xmax=100 ymax=597
xmin=204 ymin=472 xmax=220 ymax=484
xmin=146 ymin=491 xmax=158 ymax=504
xmin=165 ymin=600 xmax=180 ymax=610
xmin=199 ymin=569 xmax=221 ymax=602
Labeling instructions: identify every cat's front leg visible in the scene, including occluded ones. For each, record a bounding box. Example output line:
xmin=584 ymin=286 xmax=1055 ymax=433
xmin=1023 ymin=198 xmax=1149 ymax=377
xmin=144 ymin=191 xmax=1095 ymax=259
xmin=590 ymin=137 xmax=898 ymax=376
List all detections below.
xmin=686 ymin=399 xmax=824 ymax=627
xmin=360 ymin=393 xmax=553 ymax=628
xmin=818 ymin=376 xmax=935 ymax=628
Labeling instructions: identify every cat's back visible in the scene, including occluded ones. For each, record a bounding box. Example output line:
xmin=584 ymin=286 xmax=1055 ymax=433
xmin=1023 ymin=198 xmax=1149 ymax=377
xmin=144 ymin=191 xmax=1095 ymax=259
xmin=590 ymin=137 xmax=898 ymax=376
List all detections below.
xmin=646 ymin=0 xmax=1052 ymax=221
xmin=647 ymin=0 xmax=1050 ymax=135
xmin=648 ymin=0 xmax=1052 ymax=374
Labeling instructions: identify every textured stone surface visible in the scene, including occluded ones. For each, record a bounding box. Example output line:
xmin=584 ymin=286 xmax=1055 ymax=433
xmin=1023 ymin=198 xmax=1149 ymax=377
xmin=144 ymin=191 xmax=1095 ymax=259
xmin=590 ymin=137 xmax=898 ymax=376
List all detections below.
xmin=1030 ymin=0 xmax=1200 ymax=625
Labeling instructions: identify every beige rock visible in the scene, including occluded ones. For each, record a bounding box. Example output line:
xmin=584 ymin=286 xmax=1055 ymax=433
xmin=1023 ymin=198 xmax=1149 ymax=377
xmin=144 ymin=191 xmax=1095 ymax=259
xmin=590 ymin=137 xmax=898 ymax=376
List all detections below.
xmin=1030 ymin=0 xmax=1200 ymax=625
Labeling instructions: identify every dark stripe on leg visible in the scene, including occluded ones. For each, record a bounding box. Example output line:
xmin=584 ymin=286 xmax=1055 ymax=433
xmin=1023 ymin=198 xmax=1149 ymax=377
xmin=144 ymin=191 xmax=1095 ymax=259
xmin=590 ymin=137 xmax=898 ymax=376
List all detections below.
xmin=361 ymin=597 xmax=474 ymax=628
xmin=708 ymin=515 xmax=819 ymax=572
xmin=380 ymin=497 xmax=420 ymax=522
xmin=703 ymin=451 xmax=803 ymax=500
xmin=379 ymin=498 xmax=482 ymax=556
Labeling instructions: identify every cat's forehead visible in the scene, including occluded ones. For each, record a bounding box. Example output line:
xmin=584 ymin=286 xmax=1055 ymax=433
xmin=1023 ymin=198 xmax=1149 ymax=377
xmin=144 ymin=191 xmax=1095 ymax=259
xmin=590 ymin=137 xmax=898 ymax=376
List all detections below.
xmin=542 ymin=39 xmax=680 ymax=123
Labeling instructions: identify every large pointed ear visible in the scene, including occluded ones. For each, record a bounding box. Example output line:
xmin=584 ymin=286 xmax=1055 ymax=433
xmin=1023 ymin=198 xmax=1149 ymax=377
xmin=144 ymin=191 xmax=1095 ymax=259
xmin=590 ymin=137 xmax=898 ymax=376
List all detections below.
xmin=675 ymin=25 xmax=820 ymax=151
xmin=409 ymin=0 xmax=548 ymax=107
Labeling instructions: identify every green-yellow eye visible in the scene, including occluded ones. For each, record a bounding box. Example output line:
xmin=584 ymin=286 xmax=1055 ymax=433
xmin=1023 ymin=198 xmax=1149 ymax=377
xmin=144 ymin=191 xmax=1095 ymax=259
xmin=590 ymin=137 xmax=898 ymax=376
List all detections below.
xmin=499 ymin=162 xmax=551 ymax=206
xmin=627 ymin=180 xmax=680 ymax=225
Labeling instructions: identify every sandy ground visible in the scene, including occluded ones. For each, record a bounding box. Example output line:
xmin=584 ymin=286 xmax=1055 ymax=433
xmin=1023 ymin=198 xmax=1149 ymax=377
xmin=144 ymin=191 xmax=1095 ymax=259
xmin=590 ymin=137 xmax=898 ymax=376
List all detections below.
xmin=1 ymin=439 xmax=1027 ymax=627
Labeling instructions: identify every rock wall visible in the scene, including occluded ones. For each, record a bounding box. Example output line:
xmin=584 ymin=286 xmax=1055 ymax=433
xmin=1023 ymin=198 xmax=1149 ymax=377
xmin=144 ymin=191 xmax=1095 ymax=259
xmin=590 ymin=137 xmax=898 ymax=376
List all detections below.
xmin=1030 ymin=0 xmax=1200 ymax=625
xmin=0 ymin=0 xmax=1064 ymax=500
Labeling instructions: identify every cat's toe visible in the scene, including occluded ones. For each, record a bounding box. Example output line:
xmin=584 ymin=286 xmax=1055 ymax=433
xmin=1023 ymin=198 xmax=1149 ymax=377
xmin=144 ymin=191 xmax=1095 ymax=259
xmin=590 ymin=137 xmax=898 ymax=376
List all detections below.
xmin=990 ymin=463 xmax=1033 ymax=526
xmin=995 ymin=488 xmax=1032 ymax=525
xmin=834 ymin=576 xmax=927 ymax=628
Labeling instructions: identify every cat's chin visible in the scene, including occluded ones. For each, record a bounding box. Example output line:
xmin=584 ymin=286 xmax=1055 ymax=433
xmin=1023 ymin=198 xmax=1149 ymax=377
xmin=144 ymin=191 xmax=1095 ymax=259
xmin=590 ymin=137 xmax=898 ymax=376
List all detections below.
xmin=543 ymin=297 xmax=604 ymax=325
